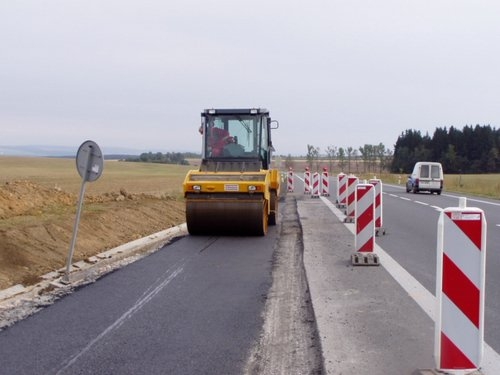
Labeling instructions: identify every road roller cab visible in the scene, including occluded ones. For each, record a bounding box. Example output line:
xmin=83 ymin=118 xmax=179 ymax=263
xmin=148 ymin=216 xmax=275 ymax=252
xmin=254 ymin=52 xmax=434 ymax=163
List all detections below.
xmin=183 ymin=108 xmax=280 ymax=236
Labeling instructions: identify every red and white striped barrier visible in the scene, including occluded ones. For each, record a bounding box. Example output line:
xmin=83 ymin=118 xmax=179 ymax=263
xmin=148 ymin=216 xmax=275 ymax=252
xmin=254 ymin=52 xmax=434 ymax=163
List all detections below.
xmin=344 ymin=176 xmax=358 ymax=223
xmin=287 ymin=168 xmax=294 ymax=192
xmin=311 ymin=172 xmax=320 ymax=198
xmin=304 ymin=168 xmax=311 ymax=194
xmin=351 ymin=183 xmax=379 ymax=266
xmin=337 ymin=173 xmax=347 ymax=208
xmin=355 ymin=183 xmax=375 ymax=252
xmin=435 ymin=197 xmax=486 ymax=373
xmin=369 ymin=178 xmax=385 ymax=235
xmin=321 ymin=168 xmax=329 ymax=196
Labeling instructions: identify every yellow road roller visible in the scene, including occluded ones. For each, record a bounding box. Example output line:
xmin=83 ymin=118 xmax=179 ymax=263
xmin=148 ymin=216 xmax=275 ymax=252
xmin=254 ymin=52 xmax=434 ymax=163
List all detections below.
xmin=183 ymin=108 xmax=280 ymax=235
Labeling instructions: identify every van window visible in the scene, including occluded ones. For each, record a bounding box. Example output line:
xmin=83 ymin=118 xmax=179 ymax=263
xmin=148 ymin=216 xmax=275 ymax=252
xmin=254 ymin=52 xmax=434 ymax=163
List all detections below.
xmin=420 ymin=165 xmax=430 ymax=178
xmin=431 ymin=165 xmax=441 ymax=179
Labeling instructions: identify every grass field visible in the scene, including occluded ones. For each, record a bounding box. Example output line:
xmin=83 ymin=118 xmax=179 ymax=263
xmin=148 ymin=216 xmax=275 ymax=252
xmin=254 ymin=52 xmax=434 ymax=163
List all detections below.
xmin=0 ymin=156 xmax=193 ymax=199
xmin=348 ymin=172 xmax=500 ymax=198
xmin=1 ymin=156 xmax=499 ymax=199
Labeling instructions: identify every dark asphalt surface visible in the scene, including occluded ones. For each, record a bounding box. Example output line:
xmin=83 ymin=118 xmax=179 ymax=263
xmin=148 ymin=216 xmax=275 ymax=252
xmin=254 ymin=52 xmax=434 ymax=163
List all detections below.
xmin=0 ymin=233 xmax=277 ymax=374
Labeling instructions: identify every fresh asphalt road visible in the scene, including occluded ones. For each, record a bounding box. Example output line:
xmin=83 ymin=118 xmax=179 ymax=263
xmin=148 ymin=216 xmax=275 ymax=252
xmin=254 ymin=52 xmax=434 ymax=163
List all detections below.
xmin=0 ymin=233 xmax=277 ymax=374
xmin=370 ymin=183 xmax=500 ymax=353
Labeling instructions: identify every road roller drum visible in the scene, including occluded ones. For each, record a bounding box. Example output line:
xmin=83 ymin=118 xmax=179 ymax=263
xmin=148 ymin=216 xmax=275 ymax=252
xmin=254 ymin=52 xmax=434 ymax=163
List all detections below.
xmin=186 ymin=194 xmax=268 ymax=236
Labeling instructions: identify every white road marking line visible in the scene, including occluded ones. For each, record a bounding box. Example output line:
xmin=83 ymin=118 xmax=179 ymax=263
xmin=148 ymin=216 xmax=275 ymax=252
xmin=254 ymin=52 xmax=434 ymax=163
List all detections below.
xmin=389 ymin=194 xmax=398 ymax=198
xmin=400 ymin=197 xmax=411 ymax=201
xmin=385 ymin=183 xmax=500 ymax=208
xmin=54 ymin=264 xmax=185 ymax=374
xmin=431 ymin=206 xmax=443 ymax=211
xmin=319 ymin=196 xmax=500 ymax=373
xmin=415 ymin=201 xmax=428 ymax=206
xmin=442 ymin=194 xmax=500 ymax=207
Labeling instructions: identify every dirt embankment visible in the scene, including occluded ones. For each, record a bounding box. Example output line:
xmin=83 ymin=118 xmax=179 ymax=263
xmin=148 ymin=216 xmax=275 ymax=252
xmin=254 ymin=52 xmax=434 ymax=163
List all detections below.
xmin=0 ymin=180 xmax=185 ymax=290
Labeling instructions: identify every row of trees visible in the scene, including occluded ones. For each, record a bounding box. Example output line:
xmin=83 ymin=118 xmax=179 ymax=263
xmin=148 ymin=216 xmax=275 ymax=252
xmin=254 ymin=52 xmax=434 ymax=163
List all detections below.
xmin=126 ymin=152 xmax=197 ymax=165
xmin=391 ymin=125 xmax=500 ymax=173
xmin=284 ymin=143 xmax=393 ymax=174
xmin=125 ymin=124 xmax=500 ymax=174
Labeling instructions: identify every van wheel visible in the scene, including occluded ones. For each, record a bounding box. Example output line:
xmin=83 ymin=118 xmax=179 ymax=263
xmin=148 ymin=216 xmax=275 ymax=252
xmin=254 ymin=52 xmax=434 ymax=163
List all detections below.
xmin=437 ymin=190 xmax=442 ymax=195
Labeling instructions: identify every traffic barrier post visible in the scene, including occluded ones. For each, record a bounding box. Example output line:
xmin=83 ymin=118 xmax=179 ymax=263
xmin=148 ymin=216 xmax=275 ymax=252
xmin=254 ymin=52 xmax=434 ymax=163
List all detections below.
xmin=435 ymin=197 xmax=486 ymax=374
xmin=311 ymin=172 xmax=320 ymax=198
xmin=344 ymin=175 xmax=358 ymax=223
xmin=337 ymin=173 xmax=347 ymax=208
xmin=287 ymin=168 xmax=294 ymax=192
xmin=321 ymin=167 xmax=330 ymax=196
xmin=369 ymin=178 xmax=385 ymax=236
xmin=304 ymin=168 xmax=311 ymax=194
xmin=351 ymin=183 xmax=379 ymax=266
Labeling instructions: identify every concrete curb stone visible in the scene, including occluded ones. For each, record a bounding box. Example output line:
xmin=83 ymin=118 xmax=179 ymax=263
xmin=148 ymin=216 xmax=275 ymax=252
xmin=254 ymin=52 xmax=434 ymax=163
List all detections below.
xmin=0 ymin=223 xmax=187 ymax=311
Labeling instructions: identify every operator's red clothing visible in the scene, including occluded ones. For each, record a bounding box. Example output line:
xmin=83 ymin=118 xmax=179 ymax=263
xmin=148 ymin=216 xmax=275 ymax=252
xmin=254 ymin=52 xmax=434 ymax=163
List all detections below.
xmin=209 ymin=127 xmax=230 ymax=157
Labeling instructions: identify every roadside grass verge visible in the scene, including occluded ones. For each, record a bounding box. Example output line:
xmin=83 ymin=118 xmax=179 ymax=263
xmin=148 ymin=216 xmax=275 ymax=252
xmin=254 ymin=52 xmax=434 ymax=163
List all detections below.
xmin=366 ymin=172 xmax=500 ymax=199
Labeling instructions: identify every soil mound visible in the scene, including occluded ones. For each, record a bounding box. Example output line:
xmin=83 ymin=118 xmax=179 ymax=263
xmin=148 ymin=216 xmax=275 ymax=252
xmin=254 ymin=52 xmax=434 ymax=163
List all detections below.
xmin=0 ymin=180 xmax=75 ymax=219
xmin=0 ymin=180 xmax=185 ymax=289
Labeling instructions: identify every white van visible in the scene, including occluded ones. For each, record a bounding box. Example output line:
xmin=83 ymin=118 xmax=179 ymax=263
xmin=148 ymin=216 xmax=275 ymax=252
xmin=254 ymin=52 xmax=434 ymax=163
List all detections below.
xmin=406 ymin=162 xmax=443 ymax=194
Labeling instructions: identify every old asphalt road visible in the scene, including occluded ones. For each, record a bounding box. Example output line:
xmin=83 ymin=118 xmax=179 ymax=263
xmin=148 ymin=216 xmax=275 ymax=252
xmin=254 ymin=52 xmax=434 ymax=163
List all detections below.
xmin=298 ymin=193 xmax=436 ymax=375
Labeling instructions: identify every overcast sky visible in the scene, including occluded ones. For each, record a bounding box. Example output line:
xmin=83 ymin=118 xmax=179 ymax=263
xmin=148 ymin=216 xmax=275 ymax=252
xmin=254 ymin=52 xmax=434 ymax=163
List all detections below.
xmin=1 ymin=1 xmax=499 ymax=156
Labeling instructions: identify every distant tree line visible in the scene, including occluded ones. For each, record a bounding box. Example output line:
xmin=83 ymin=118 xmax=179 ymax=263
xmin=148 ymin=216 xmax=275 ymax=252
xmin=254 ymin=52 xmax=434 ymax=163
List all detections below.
xmin=287 ymin=143 xmax=393 ymax=174
xmin=125 ymin=152 xmax=199 ymax=165
xmin=391 ymin=125 xmax=500 ymax=174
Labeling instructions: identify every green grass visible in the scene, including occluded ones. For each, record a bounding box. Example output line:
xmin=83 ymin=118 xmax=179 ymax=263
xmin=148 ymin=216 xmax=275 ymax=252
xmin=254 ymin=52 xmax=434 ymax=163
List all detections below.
xmin=290 ymin=169 xmax=500 ymax=199
xmin=3 ymin=156 xmax=498 ymax=200
xmin=0 ymin=156 xmax=193 ymax=198
xmin=442 ymin=174 xmax=500 ymax=198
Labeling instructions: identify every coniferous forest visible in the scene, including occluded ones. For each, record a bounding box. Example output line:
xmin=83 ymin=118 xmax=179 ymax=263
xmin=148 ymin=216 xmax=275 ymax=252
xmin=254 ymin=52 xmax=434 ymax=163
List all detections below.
xmin=391 ymin=125 xmax=500 ymax=174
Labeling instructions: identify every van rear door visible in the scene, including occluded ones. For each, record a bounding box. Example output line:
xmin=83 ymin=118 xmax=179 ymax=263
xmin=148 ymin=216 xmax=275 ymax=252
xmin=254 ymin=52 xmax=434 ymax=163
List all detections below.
xmin=429 ymin=164 xmax=442 ymax=190
xmin=418 ymin=164 xmax=441 ymax=190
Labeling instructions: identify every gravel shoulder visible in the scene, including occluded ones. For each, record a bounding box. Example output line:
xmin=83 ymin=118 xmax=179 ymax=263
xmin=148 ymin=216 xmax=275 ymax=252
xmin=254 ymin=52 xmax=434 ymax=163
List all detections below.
xmin=245 ymin=195 xmax=324 ymax=375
